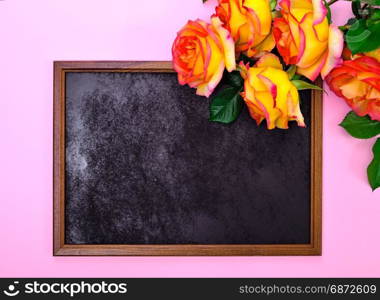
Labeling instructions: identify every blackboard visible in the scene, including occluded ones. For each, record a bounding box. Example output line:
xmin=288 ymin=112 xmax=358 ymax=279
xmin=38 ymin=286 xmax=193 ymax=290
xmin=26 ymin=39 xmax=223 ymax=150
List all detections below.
xmin=53 ymin=61 xmax=322 ymax=256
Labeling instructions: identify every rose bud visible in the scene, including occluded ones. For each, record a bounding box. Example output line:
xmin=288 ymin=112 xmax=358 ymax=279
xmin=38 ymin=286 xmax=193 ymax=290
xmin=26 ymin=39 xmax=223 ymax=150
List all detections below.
xmin=240 ymin=53 xmax=305 ymax=129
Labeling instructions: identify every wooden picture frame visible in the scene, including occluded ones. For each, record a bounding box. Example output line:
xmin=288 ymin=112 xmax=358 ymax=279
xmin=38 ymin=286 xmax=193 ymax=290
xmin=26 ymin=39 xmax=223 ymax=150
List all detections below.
xmin=53 ymin=61 xmax=322 ymax=256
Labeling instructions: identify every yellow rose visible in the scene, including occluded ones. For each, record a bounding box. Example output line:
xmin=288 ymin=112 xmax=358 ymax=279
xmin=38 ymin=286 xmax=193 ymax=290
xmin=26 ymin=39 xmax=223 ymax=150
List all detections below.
xmin=172 ymin=17 xmax=235 ymax=97
xmin=240 ymin=53 xmax=305 ymax=129
xmin=215 ymin=0 xmax=275 ymax=57
xmin=273 ymin=0 xmax=343 ymax=80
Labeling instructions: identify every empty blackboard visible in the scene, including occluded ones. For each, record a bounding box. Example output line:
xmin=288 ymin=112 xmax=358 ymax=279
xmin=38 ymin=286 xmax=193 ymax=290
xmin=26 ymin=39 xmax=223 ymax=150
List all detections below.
xmin=54 ymin=61 xmax=322 ymax=256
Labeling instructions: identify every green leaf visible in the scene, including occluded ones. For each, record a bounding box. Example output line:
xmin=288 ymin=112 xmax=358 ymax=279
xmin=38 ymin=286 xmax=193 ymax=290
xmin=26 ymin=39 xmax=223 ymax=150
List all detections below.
xmin=368 ymin=9 xmax=380 ymax=26
xmin=286 ymin=65 xmax=296 ymax=80
xmin=226 ymin=71 xmax=244 ymax=88
xmin=346 ymin=19 xmax=380 ymax=54
xmin=346 ymin=18 xmax=358 ymax=26
xmin=351 ymin=0 xmax=361 ymax=19
xmin=367 ymin=138 xmax=380 ymax=191
xmin=340 ymin=111 xmax=380 ymax=139
xmin=270 ymin=0 xmax=277 ymax=11
xmin=291 ymin=80 xmax=322 ymax=91
xmin=209 ymin=86 xmax=244 ymax=124
xmin=292 ymin=74 xmax=302 ymax=80
xmin=359 ymin=0 xmax=380 ymax=5
xmin=324 ymin=0 xmax=332 ymax=24
xmin=370 ymin=9 xmax=380 ymax=21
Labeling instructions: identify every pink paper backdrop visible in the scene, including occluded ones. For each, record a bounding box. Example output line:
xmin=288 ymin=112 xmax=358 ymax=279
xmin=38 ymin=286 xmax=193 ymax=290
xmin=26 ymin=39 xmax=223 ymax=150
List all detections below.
xmin=0 ymin=0 xmax=379 ymax=277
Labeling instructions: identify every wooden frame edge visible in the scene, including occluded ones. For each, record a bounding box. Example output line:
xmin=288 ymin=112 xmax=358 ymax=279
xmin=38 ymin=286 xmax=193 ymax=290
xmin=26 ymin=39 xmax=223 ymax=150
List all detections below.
xmin=53 ymin=62 xmax=65 ymax=256
xmin=53 ymin=61 xmax=322 ymax=256
xmin=54 ymin=244 xmax=320 ymax=256
xmin=310 ymin=77 xmax=323 ymax=256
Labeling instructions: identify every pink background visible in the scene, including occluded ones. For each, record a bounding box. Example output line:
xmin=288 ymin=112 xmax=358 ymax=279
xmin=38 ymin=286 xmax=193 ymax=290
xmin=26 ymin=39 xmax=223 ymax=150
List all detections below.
xmin=0 ymin=0 xmax=379 ymax=277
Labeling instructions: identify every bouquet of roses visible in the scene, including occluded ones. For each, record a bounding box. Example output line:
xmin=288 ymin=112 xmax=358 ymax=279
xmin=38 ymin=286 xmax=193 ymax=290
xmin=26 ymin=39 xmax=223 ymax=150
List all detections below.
xmin=172 ymin=0 xmax=380 ymax=191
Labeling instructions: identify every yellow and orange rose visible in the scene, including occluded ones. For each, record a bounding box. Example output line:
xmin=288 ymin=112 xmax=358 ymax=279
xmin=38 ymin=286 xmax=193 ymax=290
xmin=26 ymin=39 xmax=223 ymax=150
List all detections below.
xmin=326 ymin=54 xmax=380 ymax=121
xmin=172 ymin=17 xmax=235 ymax=97
xmin=240 ymin=53 xmax=305 ymax=129
xmin=215 ymin=0 xmax=275 ymax=57
xmin=273 ymin=0 xmax=343 ymax=80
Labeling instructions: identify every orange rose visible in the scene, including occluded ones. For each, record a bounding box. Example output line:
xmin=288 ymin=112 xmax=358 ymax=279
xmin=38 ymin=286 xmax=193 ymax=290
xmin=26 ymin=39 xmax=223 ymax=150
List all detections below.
xmin=273 ymin=0 xmax=343 ymax=80
xmin=326 ymin=55 xmax=380 ymax=121
xmin=172 ymin=17 xmax=235 ymax=97
xmin=240 ymin=53 xmax=305 ymax=129
xmin=215 ymin=0 xmax=275 ymax=57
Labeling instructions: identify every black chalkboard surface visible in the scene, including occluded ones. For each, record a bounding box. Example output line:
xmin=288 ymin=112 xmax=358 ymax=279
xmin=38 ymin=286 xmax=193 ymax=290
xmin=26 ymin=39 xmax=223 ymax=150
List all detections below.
xmin=54 ymin=61 xmax=322 ymax=256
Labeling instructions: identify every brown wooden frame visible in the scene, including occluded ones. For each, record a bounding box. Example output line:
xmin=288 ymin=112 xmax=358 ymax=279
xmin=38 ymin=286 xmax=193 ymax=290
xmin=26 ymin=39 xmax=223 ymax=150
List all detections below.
xmin=54 ymin=61 xmax=322 ymax=256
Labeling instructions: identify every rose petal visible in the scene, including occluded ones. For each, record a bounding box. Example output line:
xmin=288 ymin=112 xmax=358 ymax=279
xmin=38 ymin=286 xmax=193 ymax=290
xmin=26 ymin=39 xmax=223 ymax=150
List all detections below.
xmin=211 ymin=16 xmax=236 ymax=72
xmin=297 ymin=51 xmax=327 ymax=80
xmin=287 ymin=88 xmax=306 ymax=127
xmin=244 ymin=0 xmax=272 ymax=35
xmin=320 ymin=24 xmax=344 ymax=79
xmin=366 ymin=49 xmax=380 ymax=63
xmin=255 ymin=53 xmax=283 ymax=69
xmin=368 ymin=100 xmax=380 ymax=122
xmin=312 ymin=0 xmax=327 ymax=25
xmin=196 ymin=61 xmax=225 ymax=97
xmin=258 ymin=74 xmax=278 ymax=99
xmin=254 ymin=91 xmax=281 ymax=130
xmin=297 ymin=12 xmax=328 ymax=69
xmin=248 ymin=30 xmax=276 ymax=57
